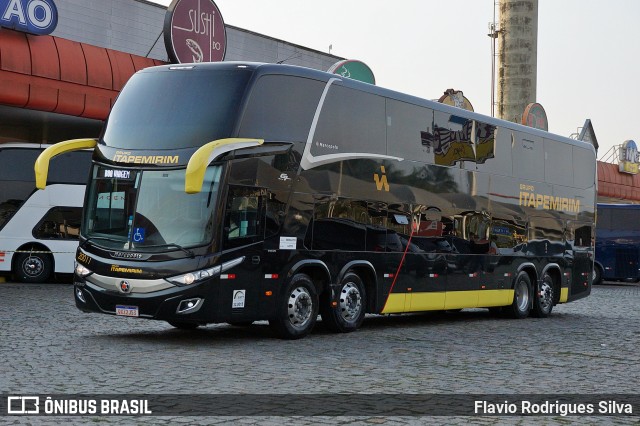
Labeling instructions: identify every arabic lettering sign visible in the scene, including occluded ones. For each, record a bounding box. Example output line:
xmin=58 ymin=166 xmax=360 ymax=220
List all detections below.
xmin=164 ymin=0 xmax=226 ymax=64
xmin=0 ymin=0 xmax=58 ymax=35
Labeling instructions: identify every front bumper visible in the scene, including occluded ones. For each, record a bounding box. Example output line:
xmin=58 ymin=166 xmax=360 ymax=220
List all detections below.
xmin=74 ymin=278 xmax=217 ymax=323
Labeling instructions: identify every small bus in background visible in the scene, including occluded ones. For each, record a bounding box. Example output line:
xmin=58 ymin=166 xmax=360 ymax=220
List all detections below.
xmin=594 ymin=203 xmax=640 ymax=285
xmin=0 ymin=143 xmax=92 ymax=282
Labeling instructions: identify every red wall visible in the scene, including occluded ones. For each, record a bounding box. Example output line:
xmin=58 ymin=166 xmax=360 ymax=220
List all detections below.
xmin=0 ymin=29 xmax=165 ymax=120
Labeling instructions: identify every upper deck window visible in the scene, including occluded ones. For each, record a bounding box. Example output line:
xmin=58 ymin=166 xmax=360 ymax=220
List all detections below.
xmin=102 ymin=69 xmax=253 ymax=150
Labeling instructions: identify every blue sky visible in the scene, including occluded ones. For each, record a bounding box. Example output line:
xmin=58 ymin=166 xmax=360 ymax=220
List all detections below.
xmin=151 ymin=0 xmax=640 ymax=159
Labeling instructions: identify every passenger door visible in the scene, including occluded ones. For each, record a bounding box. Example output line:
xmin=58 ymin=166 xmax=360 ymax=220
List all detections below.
xmin=221 ymin=186 xmax=267 ymax=321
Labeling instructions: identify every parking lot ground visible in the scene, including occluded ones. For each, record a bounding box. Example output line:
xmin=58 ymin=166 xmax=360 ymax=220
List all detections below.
xmin=1 ymin=281 xmax=639 ymax=424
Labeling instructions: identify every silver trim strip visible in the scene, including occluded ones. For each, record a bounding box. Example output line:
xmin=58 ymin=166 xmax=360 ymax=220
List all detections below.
xmin=221 ymin=256 xmax=245 ymax=273
xmin=86 ymin=273 xmax=174 ymax=294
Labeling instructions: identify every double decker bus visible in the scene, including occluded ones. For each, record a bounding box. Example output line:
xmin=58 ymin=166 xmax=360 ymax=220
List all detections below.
xmin=594 ymin=203 xmax=640 ymax=284
xmin=35 ymin=62 xmax=596 ymax=339
xmin=0 ymin=143 xmax=92 ymax=282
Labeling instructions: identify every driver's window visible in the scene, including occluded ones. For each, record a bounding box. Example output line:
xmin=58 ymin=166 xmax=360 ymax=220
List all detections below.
xmin=224 ymin=186 xmax=265 ymax=248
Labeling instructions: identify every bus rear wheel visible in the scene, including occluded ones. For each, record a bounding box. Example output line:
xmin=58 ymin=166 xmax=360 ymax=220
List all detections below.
xmin=593 ymin=265 xmax=603 ymax=285
xmin=270 ymin=273 xmax=318 ymax=339
xmin=320 ymin=272 xmax=366 ymax=333
xmin=532 ymin=272 xmax=554 ymax=318
xmin=14 ymin=251 xmax=53 ymax=283
xmin=508 ymin=271 xmax=531 ymax=319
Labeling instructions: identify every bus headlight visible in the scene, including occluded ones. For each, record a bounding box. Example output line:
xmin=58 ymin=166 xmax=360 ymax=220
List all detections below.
xmin=166 ymin=265 xmax=221 ymax=286
xmin=165 ymin=256 xmax=245 ymax=286
xmin=75 ymin=262 xmax=93 ymax=277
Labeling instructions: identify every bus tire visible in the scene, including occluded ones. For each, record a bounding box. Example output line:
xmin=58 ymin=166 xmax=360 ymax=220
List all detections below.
xmin=270 ymin=273 xmax=318 ymax=340
xmin=167 ymin=321 xmax=200 ymax=330
xmin=593 ymin=265 xmax=603 ymax=285
xmin=14 ymin=251 xmax=53 ymax=283
xmin=320 ymin=271 xmax=366 ymax=333
xmin=532 ymin=272 xmax=554 ymax=318
xmin=508 ymin=271 xmax=531 ymax=319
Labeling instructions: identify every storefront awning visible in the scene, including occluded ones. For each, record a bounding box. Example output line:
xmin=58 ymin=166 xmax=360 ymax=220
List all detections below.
xmin=0 ymin=29 xmax=165 ymax=120
xmin=597 ymin=161 xmax=640 ymax=202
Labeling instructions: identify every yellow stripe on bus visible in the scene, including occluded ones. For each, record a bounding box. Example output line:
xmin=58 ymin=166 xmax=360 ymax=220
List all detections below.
xmin=559 ymin=287 xmax=569 ymax=303
xmin=381 ymin=290 xmax=515 ymax=314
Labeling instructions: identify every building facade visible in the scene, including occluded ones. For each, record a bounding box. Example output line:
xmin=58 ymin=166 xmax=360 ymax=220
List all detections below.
xmin=0 ymin=0 xmax=342 ymax=145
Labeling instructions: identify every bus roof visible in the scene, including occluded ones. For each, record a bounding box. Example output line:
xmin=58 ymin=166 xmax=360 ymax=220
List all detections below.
xmin=144 ymin=61 xmax=595 ymax=154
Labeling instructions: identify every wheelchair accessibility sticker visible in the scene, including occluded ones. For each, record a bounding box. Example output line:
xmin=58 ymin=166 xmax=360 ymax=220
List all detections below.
xmin=132 ymin=228 xmax=145 ymax=243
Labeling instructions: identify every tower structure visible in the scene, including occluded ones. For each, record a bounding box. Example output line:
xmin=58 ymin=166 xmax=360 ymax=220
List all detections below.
xmin=496 ymin=0 xmax=538 ymax=123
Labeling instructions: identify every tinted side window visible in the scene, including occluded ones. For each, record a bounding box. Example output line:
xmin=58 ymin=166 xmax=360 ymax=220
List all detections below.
xmin=238 ymin=75 xmax=325 ymax=142
xmin=103 ymin=70 xmax=253 ymax=149
xmin=49 ymin=151 xmax=93 ymax=184
xmin=544 ymin=138 xmax=573 ymax=186
xmin=596 ymin=207 xmax=611 ymax=231
xmin=311 ymin=198 xmax=368 ymax=251
xmin=313 ymin=85 xmax=386 ymax=157
xmin=513 ymin=132 xmax=544 ymax=181
xmin=33 ymin=207 xmax=82 ymax=240
xmin=0 ymin=148 xmax=40 ymax=181
xmin=573 ymin=146 xmax=596 ymax=189
xmin=610 ymin=208 xmax=640 ymax=231
xmin=386 ymin=99 xmax=434 ymax=162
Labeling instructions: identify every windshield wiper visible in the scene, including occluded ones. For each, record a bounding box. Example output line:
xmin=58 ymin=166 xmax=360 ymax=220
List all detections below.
xmin=80 ymin=236 xmax=125 ymax=249
xmin=135 ymin=243 xmax=195 ymax=258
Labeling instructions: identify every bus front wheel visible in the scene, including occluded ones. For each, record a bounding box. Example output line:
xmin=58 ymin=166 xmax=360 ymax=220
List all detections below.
xmin=270 ymin=273 xmax=318 ymax=340
xmin=14 ymin=251 xmax=53 ymax=283
xmin=320 ymin=271 xmax=366 ymax=333
xmin=508 ymin=271 xmax=531 ymax=319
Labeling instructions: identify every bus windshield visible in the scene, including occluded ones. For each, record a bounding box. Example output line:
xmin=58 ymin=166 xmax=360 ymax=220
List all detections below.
xmin=102 ymin=68 xmax=253 ymax=149
xmin=83 ymin=165 xmax=222 ymax=251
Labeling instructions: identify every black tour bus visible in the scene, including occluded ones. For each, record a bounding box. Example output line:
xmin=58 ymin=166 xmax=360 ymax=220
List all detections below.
xmin=35 ymin=62 xmax=596 ymax=339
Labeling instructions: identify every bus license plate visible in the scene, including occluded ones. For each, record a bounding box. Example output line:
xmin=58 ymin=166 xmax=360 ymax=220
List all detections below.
xmin=115 ymin=305 xmax=139 ymax=317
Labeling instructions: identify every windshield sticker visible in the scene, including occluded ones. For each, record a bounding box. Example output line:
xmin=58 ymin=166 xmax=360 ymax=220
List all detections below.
xmin=279 ymin=237 xmax=297 ymax=250
xmin=232 ymin=290 xmax=246 ymax=308
xmin=132 ymin=228 xmax=146 ymax=243
xmin=97 ymin=192 xmax=125 ymax=209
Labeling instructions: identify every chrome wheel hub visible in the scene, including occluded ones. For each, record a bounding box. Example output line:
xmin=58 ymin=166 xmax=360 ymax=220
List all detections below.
xmin=538 ymin=280 xmax=553 ymax=311
xmin=339 ymin=282 xmax=362 ymax=321
xmin=288 ymin=287 xmax=313 ymax=329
